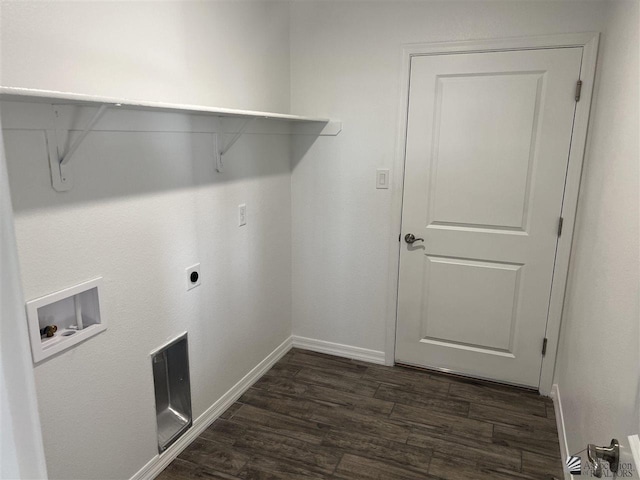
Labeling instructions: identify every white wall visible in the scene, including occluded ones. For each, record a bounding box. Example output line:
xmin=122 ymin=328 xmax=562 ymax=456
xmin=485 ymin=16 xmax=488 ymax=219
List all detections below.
xmin=0 ymin=1 xmax=290 ymax=113
xmin=554 ymin=0 xmax=639 ymax=465
xmin=1 ymin=2 xmax=292 ymax=479
xmin=0 ymin=118 xmax=47 ymax=479
xmin=290 ymin=0 xmax=606 ymax=354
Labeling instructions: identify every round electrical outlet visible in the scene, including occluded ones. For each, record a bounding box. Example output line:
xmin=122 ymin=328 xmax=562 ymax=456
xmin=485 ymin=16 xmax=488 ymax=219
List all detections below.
xmin=186 ymin=264 xmax=201 ymax=290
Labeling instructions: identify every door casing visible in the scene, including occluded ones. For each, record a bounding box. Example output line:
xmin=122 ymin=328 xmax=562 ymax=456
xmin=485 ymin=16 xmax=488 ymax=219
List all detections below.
xmin=385 ymin=32 xmax=600 ymax=395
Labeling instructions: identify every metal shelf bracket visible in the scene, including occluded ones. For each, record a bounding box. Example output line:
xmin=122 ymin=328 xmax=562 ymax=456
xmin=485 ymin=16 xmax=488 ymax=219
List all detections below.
xmin=215 ymin=117 xmax=255 ymax=173
xmin=47 ymin=104 xmax=109 ymax=191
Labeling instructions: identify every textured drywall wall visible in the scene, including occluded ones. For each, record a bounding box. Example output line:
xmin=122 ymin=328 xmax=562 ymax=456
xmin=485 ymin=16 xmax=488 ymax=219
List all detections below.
xmin=0 ymin=118 xmax=47 ymax=479
xmin=3 ymin=110 xmax=293 ymax=480
xmin=554 ymin=0 xmax=639 ymax=464
xmin=290 ymin=1 xmax=606 ymax=354
xmin=0 ymin=1 xmax=290 ymax=113
xmin=0 ymin=2 xmax=292 ymax=479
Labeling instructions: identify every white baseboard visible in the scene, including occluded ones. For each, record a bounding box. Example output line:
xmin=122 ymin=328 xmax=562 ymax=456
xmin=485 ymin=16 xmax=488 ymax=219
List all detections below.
xmin=551 ymin=383 xmax=572 ymax=480
xmin=130 ymin=336 xmax=293 ymax=480
xmin=291 ymin=335 xmax=385 ymax=365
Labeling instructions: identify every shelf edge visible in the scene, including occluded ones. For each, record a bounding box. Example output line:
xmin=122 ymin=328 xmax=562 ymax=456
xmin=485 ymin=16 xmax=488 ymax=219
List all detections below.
xmin=0 ymin=86 xmax=331 ymax=123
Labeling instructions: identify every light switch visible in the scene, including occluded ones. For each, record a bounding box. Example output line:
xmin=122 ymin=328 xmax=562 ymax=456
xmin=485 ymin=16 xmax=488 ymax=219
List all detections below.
xmin=376 ymin=169 xmax=390 ymax=189
xmin=238 ymin=204 xmax=247 ymax=226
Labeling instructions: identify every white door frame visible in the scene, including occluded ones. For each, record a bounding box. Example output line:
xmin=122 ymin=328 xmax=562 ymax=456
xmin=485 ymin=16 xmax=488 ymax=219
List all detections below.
xmin=385 ymin=32 xmax=600 ymax=395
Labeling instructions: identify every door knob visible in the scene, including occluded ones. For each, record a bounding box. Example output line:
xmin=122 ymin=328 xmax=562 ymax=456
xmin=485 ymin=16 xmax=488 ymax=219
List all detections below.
xmin=404 ymin=233 xmax=424 ymax=244
xmin=587 ymin=439 xmax=619 ymax=477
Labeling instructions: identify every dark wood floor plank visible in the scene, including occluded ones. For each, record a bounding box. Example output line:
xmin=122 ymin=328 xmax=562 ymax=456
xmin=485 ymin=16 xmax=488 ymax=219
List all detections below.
xmin=159 ymin=349 xmax=564 ymax=480
xmin=408 ymin=429 xmax=522 ymax=471
xmin=492 ymin=424 xmax=562 ymax=459
xmin=303 ymin=383 xmax=395 ymax=416
xmin=219 ymin=419 xmax=341 ymax=474
xmin=362 ymin=365 xmax=450 ymax=397
xmin=252 ymin=376 xmax=310 ymax=396
xmin=232 ymin=404 xmax=329 ymax=445
xmin=239 ymin=387 xmax=340 ymax=420
xmin=295 ymin=367 xmax=380 ymax=397
xmin=220 ymin=402 xmax=244 ymax=420
xmin=448 ymin=381 xmax=548 ymax=417
xmin=428 ymin=456 xmax=544 ymax=480
xmin=240 ymin=387 xmax=409 ymax=443
xmin=203 ymin=420 xmax=341 ymax=474
xmin=469 ymin=403 xmax=558 ymax=433
xmin=391 ymin=403 xmax=494 ymax=439
xmin=375 ymin=383 xmax=470 ymax=417
xmin=200 ymin=417 xmax=245 ymax=446
xmin=177 ymin=437 xmax=249 ymax=476
xmin=252 ymin=376 xmax=394 ymax=416
xmin=156 ymin=458 xmax=242 ymax=480
xmin=521 ymin=450 xmax=565 ymax=479
xmin=306 ymin=403 xmax=412 ymax=443
xmin=322 ymin=429 xmax=432 ymax=474
xmin=262 ymin=362 xmax=301 ymax=379
xmin=238 ymin=454 xmax=328 ymax=480
xmin=334 ymin=453 xmax=433 ymax=480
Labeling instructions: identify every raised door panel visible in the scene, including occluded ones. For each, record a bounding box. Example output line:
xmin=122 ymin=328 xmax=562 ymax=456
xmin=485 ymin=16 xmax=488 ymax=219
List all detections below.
xmin=430 ymin=73 xmax=543 ymax=231
xmin=420 ymin=255 xmax=522 ymax=354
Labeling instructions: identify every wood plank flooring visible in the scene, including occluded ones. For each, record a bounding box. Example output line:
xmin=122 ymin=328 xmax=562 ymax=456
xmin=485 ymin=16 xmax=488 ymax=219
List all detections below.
xmin=157 ymin=349 xmax=564 ymax=480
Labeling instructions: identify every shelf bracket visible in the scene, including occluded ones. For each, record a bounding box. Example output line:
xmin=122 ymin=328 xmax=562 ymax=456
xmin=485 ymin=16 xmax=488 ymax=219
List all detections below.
xmin=215 ymin=117 xmax=255 ymax=172
xmin=60 ymin=104 xmax=109 ymax=166
xmin=45 ymin=128 xmax=69 ymax=192
xmin=47 ymin=104 xmax=109 ymax=191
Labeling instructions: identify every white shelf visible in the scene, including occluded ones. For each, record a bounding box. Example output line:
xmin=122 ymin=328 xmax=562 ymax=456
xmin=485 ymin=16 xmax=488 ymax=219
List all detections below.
xmin=0 ymin=86 xmax=330 ymax=123
xmin=1 ymin=86 xmax=340 ymax=191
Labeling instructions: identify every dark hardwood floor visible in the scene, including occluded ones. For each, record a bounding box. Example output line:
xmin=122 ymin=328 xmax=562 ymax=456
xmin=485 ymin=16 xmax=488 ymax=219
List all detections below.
xmin=157 ymin=348 xmax=564 ymax=479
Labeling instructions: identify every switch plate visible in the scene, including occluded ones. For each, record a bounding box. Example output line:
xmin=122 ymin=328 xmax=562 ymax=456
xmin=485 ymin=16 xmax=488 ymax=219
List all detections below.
xmin=186 ymin=264 xmax=201 ymax=290
xmin=376 ymin=169 xmax=390 ymax=189
xmin=238 ymin=204 xmax=247 ymax=226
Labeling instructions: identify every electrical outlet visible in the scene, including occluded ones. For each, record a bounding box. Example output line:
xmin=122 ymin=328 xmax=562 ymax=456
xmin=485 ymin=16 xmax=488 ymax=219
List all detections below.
xmin=238 ymin=204 xmax=247 ymax=226
xmin=376 ymin=169 xmax=390 ymax=189
xmin=186 ymin=264 xmax=201 ymax=290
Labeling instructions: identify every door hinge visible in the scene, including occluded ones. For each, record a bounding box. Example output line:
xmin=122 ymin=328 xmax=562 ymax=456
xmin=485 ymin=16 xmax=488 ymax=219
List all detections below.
xmin=575 ymin=80 xmax=582 ymax=102
xmin=542 ymin=338 xmax=548 ymax=356
xmin=557 ymin=217 xmax=564 ymax=237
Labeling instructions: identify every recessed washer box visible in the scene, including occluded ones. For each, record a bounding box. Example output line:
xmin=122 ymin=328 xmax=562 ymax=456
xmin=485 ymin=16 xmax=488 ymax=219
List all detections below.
xmin=151 ymin=332 xmax=192 ymax=453
xmin=25 ymin=277 xmax=106 ymax=363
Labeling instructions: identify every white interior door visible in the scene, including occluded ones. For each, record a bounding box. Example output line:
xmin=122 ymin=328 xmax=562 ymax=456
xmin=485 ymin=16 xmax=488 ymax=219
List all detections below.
xmin=395 ymin=47 xmax=583 ymax=388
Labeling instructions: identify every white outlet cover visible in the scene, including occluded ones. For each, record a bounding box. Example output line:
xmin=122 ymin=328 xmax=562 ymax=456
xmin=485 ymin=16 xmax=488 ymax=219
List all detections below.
xmin=238 ymin=203 xmax=247 ymax=226
xmin=186 ymin=264 xmax=201 ymax=290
